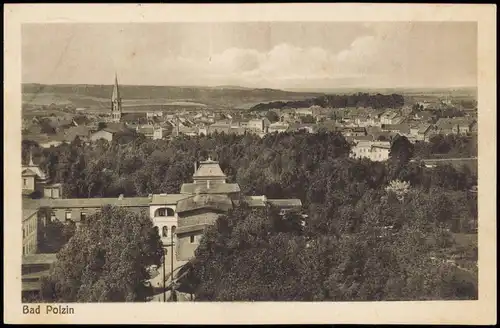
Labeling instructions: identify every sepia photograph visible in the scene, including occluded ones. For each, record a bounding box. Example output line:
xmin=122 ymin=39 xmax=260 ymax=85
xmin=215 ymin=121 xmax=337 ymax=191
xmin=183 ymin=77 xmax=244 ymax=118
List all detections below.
xmin=4 ymin=3 xmax=496 ymax=325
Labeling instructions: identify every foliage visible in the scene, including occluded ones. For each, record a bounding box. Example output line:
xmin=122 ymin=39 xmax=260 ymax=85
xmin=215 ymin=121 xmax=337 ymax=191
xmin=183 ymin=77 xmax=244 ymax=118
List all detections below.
xmin=413 ymin=134 xmax=477 ymax=159
xmin=37 ymin=215 xmax=76 ymax=253
xmin=300 ymin=114 xmax=316 ymax=124
xmin=250 ymin=93 xmax=405 ymax=112
xmin=40 ymin=206 xmax=162 ymax=302
xmin=22 ymin=130 xmax=477 ymax=302
xmin=385 ymin=180 xmax=410 ymax=201
xmin=265 ymin=111 xmax=280 ymax=123
xmin=184 ymin=190 xmax=477 ymax=301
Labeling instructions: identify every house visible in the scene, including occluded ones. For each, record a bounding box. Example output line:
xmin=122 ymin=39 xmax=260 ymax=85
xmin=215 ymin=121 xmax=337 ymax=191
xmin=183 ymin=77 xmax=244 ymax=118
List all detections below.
xmin=294 ymin=107 xmax=314 ymax=116
xmin=268 ymin=122 xmax=289 ymax=133
xmin=43 ymin=183 xmax=63 ymax=199
xmin=355 ymin=113 xmax=382 ymax=127
xmin=38 ymin=140 xmax=64 ymax=149
xmin=22 ymin=253 xmax=58 ymax=299
xmin=339 ymin=126 xmax=367 ymax=137
xmin=247 ymin=118 xmax=271 ymax=133
xmin=137 ymin=125 xmax=164 ymax=140
xmin=61 ymin=125 xmax=92 ymax=143
xmin=22 ymin=152 xmax=48 ymax=198
xmin=22 ymin=134 xmax=64 ymax=149
xmin=89 ymin=123 xmax=133 ymax=142
xmin=410 ymin=123 xmax=433 ymax=142
xmin=89 ymin=129 xmax=115 ymax=142
xmin=435 ymin=118 xmax=475 ymax=135
xmin=146 ymin=111 xmax=163 ymax=119
xmin=380 ymin=111 xmax=403 ymax=125
xmin=22 ymin=209 xmax=38 ymax=256
xmin=413 ymin=111 xmax=435 ymax=123
xmin=178 ymin=125 xmax=199 ymax=137
xmin=208 ymin=122 xmax=248 ymax=136
xmin=350 ymin=140 xmax=391 ymax=162
xmin=381 ymin=124 xmax=411 ymax=136
xmin=287 ymin=123 xmax=318 ymax=134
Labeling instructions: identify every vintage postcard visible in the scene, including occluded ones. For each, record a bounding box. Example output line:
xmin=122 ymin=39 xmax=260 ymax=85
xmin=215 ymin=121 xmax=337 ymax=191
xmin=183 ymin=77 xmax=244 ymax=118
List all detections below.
xmin=4 ymin=3 xmax=497 ymax=325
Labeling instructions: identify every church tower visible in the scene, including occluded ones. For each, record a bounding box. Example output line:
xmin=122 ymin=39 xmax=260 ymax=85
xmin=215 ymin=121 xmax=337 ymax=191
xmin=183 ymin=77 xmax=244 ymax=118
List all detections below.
xmin=111 ymin=73 xmax=122 ymax=122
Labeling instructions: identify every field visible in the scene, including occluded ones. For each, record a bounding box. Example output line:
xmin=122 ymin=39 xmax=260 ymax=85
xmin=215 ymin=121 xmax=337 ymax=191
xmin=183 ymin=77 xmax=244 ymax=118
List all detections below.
xmin=22 ymin=84 xmax=321 ymax=111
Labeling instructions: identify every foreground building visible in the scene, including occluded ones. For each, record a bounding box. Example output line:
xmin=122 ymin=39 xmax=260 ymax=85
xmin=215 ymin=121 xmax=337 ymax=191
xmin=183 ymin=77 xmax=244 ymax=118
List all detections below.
xmin=22 ymin=157 xmax=303 ymax=262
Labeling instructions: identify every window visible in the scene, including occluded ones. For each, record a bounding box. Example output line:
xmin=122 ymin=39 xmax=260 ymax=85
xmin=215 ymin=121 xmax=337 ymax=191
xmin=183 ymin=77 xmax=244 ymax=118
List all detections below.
xmin=190 ymin=235 xmax=195 ymax=244
xmin=23 ymin=178 xmax=27 ymax=187
xmin=81 ymin=212 xmax=87 ymax=222
xmin=162 ymin=226 xmax=168 ymax=238
xmin=65 ymin=211 xmax=72 ymax=220
xmin=155 ymin=207 xmax=175 ymax=217
xmin=171 ymin=226 xmax=177 ymax=237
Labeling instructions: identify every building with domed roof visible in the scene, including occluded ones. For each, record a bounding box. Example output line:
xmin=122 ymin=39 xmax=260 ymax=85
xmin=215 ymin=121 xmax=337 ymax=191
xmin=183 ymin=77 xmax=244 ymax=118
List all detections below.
xmin=23 ymin=156 xmax=303 ymax=262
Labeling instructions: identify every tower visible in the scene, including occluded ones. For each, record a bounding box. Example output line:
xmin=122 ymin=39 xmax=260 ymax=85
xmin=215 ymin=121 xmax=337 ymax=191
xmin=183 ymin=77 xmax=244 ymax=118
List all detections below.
xmin=111 ymin=73 xmax=122 ymax=122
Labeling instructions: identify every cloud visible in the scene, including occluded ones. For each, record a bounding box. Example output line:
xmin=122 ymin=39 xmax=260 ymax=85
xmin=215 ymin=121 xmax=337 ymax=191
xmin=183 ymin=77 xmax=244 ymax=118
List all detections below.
xmin=159 ymin=25 xmax=417 ymax=88
xmin=162 ymin=42 xmax=362 ymax=86
xmin=22 ymin=23 xmax=476 ymax=88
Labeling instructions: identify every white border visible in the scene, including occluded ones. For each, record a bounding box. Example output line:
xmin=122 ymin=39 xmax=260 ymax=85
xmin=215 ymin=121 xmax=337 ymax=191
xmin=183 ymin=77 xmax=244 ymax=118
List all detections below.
xmin=4 ymin=4 xmax=497 ymax=324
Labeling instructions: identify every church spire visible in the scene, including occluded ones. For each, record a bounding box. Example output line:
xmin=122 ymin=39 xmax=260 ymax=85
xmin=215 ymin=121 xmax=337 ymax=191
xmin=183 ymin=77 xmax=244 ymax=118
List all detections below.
xmin=112 ymin=72 xmax=120 ymax=102
xmin=111 ymin=72 xmax=122 ymax=122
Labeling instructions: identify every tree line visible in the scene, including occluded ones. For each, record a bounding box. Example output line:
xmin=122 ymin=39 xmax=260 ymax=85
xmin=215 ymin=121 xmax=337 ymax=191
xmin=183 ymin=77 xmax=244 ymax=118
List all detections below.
xmin=250 ymin=93 xmax=405 ymax=112
xmin=23 ymin=131 xmax=477 ymax=301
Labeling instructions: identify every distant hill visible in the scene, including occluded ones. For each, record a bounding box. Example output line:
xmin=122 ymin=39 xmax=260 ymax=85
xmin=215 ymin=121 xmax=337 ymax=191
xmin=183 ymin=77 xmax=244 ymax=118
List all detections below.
xmin=285 ymin=87 xmax=477 ymax=99
xmin=22 ymin=84 xmax=321 ymax=111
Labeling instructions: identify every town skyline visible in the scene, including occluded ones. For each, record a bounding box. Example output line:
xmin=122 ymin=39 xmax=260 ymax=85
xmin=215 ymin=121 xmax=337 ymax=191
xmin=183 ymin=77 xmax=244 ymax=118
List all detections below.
xmin=22 ymin=22 xmax=477 ymax=89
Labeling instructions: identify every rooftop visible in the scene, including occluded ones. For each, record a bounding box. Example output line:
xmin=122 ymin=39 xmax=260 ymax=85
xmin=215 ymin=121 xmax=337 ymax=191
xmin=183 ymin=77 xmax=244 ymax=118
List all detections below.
xmin=193 ymin=158 xmax=226 ymax=178
xmin=22 ymin=281 xmax=42 ymax=292
xmin=180 ymin=183 xmax=240 ymax=195
xmin=175 ymin=223 xmax=209 ymax=235
xmin=150 ymin=194 xmax=191 ymax=205
xmin=23 ymin=209 xmax=38 ymax=222
xmin=22 ymin=165 xmax=47 ymax=180
xmin=34 ymin=197 xmax=151 ymax=209
xmin=22 ymin=253 xmax=58 ymax=266
xmin=242 ymin=195 xmax=267 ymax=207
xmin=176 ymin=194 xmax=233 ymax=214
xmin=267 ymin=199 xmax=303 ymax=207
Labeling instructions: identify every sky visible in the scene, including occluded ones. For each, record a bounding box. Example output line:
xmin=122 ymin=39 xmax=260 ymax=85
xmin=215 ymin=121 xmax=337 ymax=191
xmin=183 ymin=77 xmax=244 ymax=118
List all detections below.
xmin=22 ymin=22 xmax=477 ymax=89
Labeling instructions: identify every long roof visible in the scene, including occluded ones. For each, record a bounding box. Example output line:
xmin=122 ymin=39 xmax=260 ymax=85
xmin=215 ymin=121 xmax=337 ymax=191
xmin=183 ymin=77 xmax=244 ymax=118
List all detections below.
xmin=150 ymin=194 xmax=191 ymax=205
xmin=267 ymin=199 xmax=303 ymax=207
xmin=22 ymin=253 xmax=58 ymax=265
xmin=180 ymin=183 xmax=240 ymax=194
xmin=22 ymin=281 xmax=42 ymax=292
xmin=193 ymin=160 xmax=226 ymax=178
xmin=242 ymin=195 xmax=267 ymax=207
xmin=176 ymin=194 xmax=233 ymax=214
xmin=33 ymin=197 xmax=151 ymax=208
